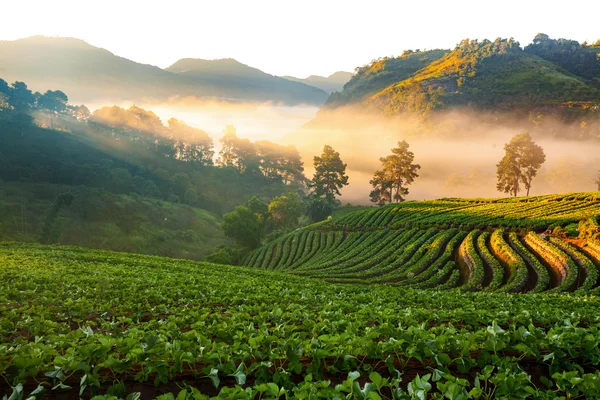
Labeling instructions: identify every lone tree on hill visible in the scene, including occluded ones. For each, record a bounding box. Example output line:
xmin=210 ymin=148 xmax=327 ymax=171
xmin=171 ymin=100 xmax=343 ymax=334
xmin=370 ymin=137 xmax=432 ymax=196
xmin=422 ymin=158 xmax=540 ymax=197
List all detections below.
xmin=496 ymin=132 xmax=546 ymax=197
xmin=309 ymin=145 xmax=349 ymax=204
xmin=595 ymin=170 xmax=600 ymax=191
xmin=370 ymin=140 xmax=420 ymax=205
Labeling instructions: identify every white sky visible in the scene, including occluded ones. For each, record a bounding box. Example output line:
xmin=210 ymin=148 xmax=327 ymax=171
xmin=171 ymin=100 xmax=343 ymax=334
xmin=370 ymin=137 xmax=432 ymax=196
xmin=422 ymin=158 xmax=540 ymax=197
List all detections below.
xmin=1 ymin=0 xmax=599 ymax=78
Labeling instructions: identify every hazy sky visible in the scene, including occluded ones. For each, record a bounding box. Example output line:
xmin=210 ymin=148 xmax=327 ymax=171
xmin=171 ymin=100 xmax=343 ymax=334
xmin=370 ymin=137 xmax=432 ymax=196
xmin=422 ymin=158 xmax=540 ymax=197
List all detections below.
xmin=2 ymin=0 xmax=600 ymax=77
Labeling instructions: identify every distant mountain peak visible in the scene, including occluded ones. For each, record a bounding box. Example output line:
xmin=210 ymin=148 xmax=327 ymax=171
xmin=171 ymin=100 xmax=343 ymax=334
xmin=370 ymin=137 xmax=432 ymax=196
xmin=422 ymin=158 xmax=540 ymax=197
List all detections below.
xmin=281 ymin=71 xmax=353 ymax=93
xmin=0 ymin=36 xmax=328 ymax=105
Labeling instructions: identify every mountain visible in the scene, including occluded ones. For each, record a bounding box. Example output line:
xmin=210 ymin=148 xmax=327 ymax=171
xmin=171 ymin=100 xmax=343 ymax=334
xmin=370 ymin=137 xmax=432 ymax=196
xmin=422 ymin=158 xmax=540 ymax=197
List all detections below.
xmin=0 ymin=36 xmax=328 ymax=105
xmin=282 ymin=71 xmax=353 ymax=93
xmin=323 ymin=37 xmax=600 ymax=114
xmin=165 ymin=58 xmax=328 ymax=104
xmin=325 ymin=50 xmax=448 ymax=106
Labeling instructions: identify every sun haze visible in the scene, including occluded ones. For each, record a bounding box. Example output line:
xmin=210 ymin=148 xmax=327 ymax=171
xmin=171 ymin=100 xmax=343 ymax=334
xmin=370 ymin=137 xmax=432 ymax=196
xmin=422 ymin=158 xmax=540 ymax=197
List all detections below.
xmin=1 ymin=0 xmax=599 ymax=77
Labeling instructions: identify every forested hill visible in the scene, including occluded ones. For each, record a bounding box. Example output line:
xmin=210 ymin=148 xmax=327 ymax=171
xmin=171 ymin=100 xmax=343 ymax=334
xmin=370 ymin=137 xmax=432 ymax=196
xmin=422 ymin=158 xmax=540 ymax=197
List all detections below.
xmin=0 ymin=36 xmax=328 ymax=105
xmin=0 ymin=76 xmax=310 ymax=259
xmin=325 ymin=35 xmax=600 ymax=114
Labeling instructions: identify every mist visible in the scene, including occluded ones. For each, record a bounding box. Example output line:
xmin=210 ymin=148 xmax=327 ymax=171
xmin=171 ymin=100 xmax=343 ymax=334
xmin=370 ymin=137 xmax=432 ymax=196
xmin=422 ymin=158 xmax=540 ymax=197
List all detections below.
xmin=86 ymin=97 xmax=319 ymax=143
xmin=283 ymin=106 xmax=600 ymax=204
xmin=84 ymin=99 xmax=599 ymax=204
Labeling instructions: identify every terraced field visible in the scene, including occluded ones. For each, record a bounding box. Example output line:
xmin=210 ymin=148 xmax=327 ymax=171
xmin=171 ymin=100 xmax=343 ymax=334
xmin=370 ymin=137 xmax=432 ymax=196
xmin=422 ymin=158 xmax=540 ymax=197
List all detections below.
xmin=245 ymin=193 xmax=600 ymax=293
xmin=3 ymin=193 xmax=600 ymax=399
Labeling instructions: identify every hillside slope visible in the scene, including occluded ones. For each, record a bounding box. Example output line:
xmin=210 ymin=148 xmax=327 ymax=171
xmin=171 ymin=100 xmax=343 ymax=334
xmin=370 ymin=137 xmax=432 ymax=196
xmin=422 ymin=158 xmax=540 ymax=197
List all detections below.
xmin=0 ymin=36 xmax=327 ymax=105
xmin=282 ymin=71 xmax=353 ymax=93
xmin=0 ymin=182 xmax=228 ymax=260
xmin=322 ymin=37 xmax=600 ymax=115
xmin=165 ymin=57 xmax=328 ymax=103
xmin=367 ymin=39 xmax=600 ymax=115
xmin=245 ymin=193 xmax=600 ymax=292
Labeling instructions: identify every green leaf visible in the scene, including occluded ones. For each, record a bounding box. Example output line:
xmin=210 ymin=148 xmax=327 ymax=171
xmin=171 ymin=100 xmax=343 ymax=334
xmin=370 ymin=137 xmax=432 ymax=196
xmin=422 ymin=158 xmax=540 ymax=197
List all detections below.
xmin=51 ymin=383 xmax=71 ymax=391
xmin=468 ymin=387 xmax=483 ymax=399
xmin=208 ymin=368 xmax=220 ymax=389
xmin=348 ymin=371 xmax=360 ymax=381
xmin=7 ymin=384 xmax=23 ymax=400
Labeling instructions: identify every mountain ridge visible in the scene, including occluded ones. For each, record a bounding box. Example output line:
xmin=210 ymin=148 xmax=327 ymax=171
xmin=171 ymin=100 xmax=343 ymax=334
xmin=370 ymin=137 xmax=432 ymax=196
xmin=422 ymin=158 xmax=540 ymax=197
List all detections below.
xmin=282 ymin=71 xmax=353 ymax=93
xmin=323 ymin=36 xmax=600 ymax=115
xmin=0 ymin=36 xmax=328 ymax=105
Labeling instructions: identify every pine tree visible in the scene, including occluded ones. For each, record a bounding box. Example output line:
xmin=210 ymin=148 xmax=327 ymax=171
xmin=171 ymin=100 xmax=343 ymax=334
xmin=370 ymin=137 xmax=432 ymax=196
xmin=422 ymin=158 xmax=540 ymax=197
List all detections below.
xmin=370 ymin=141 xmax=420 ymax=204
xmin=496 ymin=132 xmax=546 ymax=197
xmin=310 ymin=145 xmax=349 ymax=204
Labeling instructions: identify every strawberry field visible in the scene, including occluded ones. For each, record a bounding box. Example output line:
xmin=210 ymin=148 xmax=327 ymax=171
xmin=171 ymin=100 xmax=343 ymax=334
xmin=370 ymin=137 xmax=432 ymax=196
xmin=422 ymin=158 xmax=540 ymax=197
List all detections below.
xmin=2 ymin=192 xmax=600 ymax=399
xmin=245 ymin=193 xmax=600 ymax=292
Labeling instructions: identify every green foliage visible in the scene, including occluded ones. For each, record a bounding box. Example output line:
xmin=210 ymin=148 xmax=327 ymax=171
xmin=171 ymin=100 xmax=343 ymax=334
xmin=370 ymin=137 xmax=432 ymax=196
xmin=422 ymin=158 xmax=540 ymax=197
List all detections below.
xmin=39 ymin=192 xmax=74 ymax=244
xmin=0 ymin=182 xmax=227 ymax=260
xmin=246 ymin=193 xmax=600 ymax=292
xmin=268 ymin=192 xmax=303 ymax=230
xmin=306 ymin=196 xmax=336 ymax=222
xmin=370 ymin=140 xmax=420 ymax=204
xmin=496 ymin=132 xmax=546 ymax=197
xmin=204 ymin=245 xmax=246 ymax=265
xmin=525 ymin=33 xmax=600 ymax=80
xmin=325 ymin=49 xmax=448 ymax=107
xmin=0 ymin=91 xmax=304 ymax=215
xmin=310 ymin=145 xmax=349 ymax=204
xmin=221 ymin=206 xmax=261 ymax=249
xmin=4 ymin=243 xmax=600 ymax=398
xmin=325 ymin=36 xmax=600 ymax=119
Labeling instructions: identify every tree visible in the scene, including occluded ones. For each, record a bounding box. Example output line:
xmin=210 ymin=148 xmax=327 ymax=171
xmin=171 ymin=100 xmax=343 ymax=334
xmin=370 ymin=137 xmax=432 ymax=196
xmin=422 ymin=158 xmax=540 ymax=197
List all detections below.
xmin=310 ymin=145 xmax=349 ymax=204
xmin=218 ymin=126 xmax=257 ymax=173
xmin=268 ymin=192 xmax=303 ymax=230
xmin=168 ymin=118 xmax=214 ymax=165
xmin=370 ymin=140 xmax=420 ymax=204
xmin=9 ymin=81 xmax=35 ymax=112
xmin=496 ymin=132 xmax=546 ymax=197
xmin=255 ymin=141 xmax=305 ymax=184
xmin=68 ymin=104 xmax=91 ymax=120
xmin=245 ymin=196 xmax=269 ymax=235
xmin=306 ymin=196 xmax=336 ymax=222
xmin=221 ymin=205 xmax=261 ymax=249
xmin=38 ymin=90 xmax=69 ymax=113
xmin=595 ymin=170 xmax=600 ymax=192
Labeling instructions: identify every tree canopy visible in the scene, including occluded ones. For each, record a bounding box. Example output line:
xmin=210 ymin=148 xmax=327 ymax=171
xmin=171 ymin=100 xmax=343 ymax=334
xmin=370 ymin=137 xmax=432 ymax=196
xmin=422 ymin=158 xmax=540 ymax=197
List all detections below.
xmin=221 ymin=205 xmax=262 ymax=249
xmin=370 ymin=140 xmax=420 ymax=205
xmin=496 ymin=132 xmax=546 ymax=197
xmin=310 ymin=145 xmax=349 ymax=204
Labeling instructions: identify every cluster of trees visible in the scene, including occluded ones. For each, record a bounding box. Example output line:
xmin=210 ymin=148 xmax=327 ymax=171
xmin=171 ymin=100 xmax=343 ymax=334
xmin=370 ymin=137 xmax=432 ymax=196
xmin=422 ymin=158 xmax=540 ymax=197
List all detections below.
xmin=215 ymin=145 xmax=350 ymax=262
xmin=0 ymin=78 xmax=90 ymax=119
xmin=0 ymin=77 xmax=310 ymax=216
xmin=525 ymin=34 xmax=600 ymax=80
xmin=91 ymin=105 xmax=215 ymax=165
xmin=217 ymin=126 xmax=305 ymax=185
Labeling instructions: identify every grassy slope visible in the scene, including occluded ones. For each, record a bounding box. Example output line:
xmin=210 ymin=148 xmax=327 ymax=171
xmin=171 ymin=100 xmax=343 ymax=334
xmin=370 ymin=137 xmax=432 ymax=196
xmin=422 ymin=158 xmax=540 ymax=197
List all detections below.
xmin=0 ymin=181 xmax=228 ymax=260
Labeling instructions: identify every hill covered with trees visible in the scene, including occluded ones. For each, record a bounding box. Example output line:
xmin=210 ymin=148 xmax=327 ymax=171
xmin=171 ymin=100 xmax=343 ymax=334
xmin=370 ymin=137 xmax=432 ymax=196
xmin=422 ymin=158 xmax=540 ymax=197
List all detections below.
xmin=325 ymin=35 xmax=600 ymax=115
xmin=0 ymin=76 xmax=315 ymax=259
